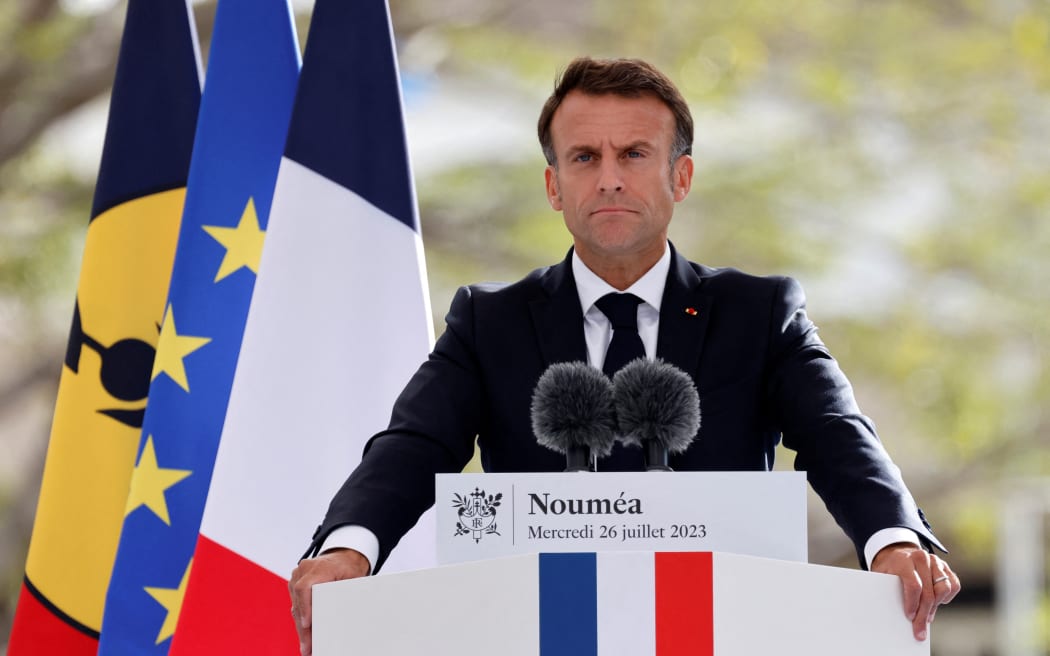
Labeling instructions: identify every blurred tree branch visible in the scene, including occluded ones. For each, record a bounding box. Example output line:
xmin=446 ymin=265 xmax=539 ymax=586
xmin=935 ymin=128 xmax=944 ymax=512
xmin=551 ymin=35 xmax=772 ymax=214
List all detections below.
xmin=0 ymin=0 xmax=219 ymax=170
xmin=1 ymin=2 xmax=122 ymax=167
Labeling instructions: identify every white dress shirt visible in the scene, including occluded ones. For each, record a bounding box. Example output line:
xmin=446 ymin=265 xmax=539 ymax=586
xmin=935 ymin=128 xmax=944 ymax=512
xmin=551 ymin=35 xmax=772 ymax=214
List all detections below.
xmin=572 ymin=244 xmax=669 ymax=367
xmin=320 ymin=243 xmax=918 ymax=571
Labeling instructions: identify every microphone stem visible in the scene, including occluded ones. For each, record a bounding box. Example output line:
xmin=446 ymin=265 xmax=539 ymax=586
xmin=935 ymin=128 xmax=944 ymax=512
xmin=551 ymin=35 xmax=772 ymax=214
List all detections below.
xmin=644 ymin=441 xmax=673 ymax=472
xmin=564 ymin=444 xmax=594 ymax=472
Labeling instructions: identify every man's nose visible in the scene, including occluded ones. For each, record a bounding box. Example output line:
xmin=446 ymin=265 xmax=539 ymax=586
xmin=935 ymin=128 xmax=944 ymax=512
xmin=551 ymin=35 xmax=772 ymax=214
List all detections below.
xmin=597 ymin=158 xmax=624 ymax=193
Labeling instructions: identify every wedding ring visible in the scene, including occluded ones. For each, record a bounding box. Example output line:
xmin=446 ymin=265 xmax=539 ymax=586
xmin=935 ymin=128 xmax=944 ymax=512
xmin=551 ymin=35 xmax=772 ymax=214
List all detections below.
xmin=932 ymin=575 xmax=950 ymax=585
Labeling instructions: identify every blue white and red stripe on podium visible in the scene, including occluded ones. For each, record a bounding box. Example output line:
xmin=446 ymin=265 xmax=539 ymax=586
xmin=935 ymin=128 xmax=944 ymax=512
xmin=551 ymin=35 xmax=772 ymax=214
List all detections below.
xmin=538 ymin=552 xmax=714 ymax=656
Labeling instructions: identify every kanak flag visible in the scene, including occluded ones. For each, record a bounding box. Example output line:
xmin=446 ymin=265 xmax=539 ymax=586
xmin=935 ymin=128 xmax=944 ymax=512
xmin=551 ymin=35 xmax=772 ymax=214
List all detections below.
xmin=8 ymin=2 xmax=201 ymax=653
xmin=96 ymin=0 xmax=300 ymax=653
xmin=170 ymin=0 xmax=434 ymax=652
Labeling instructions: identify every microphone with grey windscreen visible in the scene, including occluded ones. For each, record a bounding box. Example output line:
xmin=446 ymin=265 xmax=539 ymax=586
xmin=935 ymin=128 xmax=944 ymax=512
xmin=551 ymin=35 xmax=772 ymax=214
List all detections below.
xmin=531 ymin=362 xmax=618 ymax=472
xmin=612 ymin=358 xmax=700 ymax=471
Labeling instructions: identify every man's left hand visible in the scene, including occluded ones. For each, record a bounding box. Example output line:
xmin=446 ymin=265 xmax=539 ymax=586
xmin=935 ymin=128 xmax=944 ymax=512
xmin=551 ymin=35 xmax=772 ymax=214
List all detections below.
xmin=871 ymin=542 xmax=960 ymax=641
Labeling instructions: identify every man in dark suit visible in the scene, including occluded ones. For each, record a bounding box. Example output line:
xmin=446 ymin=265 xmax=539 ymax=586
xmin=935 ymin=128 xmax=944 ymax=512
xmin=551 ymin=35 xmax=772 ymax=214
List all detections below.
xmin=290 ymin=57 xmax=959 ymax=655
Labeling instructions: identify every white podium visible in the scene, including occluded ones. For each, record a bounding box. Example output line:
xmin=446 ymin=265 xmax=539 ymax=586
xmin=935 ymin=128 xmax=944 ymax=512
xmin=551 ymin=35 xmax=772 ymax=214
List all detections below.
xmin=313 ymin=550 xmax=929 ymax=655
xmin=314 ymin=472 xmax=929 ymax=654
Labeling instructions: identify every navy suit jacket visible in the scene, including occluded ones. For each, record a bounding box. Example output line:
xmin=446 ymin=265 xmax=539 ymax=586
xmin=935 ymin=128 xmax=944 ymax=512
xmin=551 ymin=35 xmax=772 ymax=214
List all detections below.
xmin=310 ymin=247 xmax=942 ymax=570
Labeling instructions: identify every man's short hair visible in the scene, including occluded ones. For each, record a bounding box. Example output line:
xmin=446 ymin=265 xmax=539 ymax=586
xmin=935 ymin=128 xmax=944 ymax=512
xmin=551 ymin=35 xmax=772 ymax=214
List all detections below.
xmin=537 ymin=57 xmax=694 ymax=167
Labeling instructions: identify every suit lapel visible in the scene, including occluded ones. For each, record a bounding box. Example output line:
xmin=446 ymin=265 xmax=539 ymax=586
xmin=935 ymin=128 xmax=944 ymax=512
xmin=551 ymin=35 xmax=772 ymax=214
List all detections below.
xmin=656 ymin=246 xmax=712 ymax=377
xmin=529 ymin=250 xmax=588 ymax=366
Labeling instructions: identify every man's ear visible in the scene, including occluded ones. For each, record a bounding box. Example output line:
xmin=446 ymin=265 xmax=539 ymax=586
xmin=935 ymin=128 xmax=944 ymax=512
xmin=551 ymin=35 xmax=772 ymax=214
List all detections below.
xmin=544 ymin=165 xmax=562 ymax=210
xmin=672 ymin=155 xmax=694 ymax=202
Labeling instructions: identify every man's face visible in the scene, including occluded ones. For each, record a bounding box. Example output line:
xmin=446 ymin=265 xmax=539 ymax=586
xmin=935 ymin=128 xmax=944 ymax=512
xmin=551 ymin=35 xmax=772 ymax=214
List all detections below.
xmin=544 ymin=91 xmax=693 ymax=267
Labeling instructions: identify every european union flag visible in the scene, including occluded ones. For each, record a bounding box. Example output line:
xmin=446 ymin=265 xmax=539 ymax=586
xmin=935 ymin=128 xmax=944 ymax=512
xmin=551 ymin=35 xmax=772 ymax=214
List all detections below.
xmin=97 ymin=1 xmax=300 ymax=653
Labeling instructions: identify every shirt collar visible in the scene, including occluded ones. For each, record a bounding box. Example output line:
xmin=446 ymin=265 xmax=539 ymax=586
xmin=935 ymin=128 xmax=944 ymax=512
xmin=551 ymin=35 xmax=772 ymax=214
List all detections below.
xmin=572 ymin=243 xmax=671 ymax=314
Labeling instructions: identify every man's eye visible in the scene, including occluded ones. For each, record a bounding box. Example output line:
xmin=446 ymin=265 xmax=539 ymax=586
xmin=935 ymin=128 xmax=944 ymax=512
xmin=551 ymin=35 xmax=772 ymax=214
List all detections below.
xmin=576 ymin=153 xmax=593 ymax=162
xmin=626 ymin=150 xmax=642 ymax=159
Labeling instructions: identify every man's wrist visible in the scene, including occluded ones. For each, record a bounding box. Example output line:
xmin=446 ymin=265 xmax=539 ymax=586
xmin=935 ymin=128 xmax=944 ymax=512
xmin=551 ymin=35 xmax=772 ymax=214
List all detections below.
xmin=864 ymin=527 xmax=921 ymax=569
xmin=319 ymin=525 xmax=379 ymax=574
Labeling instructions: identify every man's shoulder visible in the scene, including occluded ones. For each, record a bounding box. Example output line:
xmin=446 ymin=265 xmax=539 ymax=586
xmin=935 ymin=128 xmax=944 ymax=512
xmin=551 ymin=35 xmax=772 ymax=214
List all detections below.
xmin=441 ymin=264 xmax=562 ymax=331
xmin=457 ymin=261 xmax=560 ymax=301
xmin=684 ymin=258 xmax=799 ymax=297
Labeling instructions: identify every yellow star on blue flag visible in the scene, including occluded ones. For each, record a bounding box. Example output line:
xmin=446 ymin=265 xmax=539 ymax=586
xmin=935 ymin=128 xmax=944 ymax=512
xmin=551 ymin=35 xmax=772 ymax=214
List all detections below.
xmin=124 ymin=436 xmax=192 ymax=525
xmin=143 ymin=560 xmax=192 ymax=645
xmin=202 ymin=197 xmax=266 ymax=282
xmin=151 ymin=304 xmax=211 ymax=392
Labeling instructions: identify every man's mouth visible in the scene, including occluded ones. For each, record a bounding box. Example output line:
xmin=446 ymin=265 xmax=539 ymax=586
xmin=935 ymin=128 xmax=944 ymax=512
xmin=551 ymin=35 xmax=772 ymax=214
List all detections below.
xmin=591 ymin=206 xmax=635 ymax=215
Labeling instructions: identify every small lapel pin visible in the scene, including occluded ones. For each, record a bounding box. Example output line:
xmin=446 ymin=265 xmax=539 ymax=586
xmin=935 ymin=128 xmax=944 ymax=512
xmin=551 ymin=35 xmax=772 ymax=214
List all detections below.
xmin=684 ymin=307 xmax=698 ymax=316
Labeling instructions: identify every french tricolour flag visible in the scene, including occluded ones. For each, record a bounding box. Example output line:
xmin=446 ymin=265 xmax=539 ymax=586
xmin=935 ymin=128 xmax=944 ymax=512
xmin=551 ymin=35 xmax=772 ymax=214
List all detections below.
xmin=170 ymin=1 xmax=434 ymax=653
xmin=540 ymin=552 xmax=714 ymax=656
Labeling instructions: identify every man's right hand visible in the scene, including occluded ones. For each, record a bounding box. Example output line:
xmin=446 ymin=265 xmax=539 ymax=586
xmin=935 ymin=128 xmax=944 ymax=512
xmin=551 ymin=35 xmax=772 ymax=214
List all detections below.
xmin=289 ymin=548 xmax=370 ymax=656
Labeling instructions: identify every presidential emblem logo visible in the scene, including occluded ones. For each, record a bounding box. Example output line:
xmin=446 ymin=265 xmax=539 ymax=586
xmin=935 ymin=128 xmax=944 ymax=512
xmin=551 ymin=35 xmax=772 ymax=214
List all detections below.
xmin=452 ymin=488 xmax=502 ymax=543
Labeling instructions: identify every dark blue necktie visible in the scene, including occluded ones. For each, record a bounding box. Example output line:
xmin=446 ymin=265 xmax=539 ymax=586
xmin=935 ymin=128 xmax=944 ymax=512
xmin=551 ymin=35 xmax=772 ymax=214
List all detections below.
xmin=594 ymin=292 xmax=645 ymax=471
xmin=595 ymin=292 xmax=645 ymax=377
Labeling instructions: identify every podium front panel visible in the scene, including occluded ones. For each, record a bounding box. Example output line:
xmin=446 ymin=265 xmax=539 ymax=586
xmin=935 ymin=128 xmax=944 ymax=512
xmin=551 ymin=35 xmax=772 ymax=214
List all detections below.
xmin=313 ymin=552 xmax=930 ymax=655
